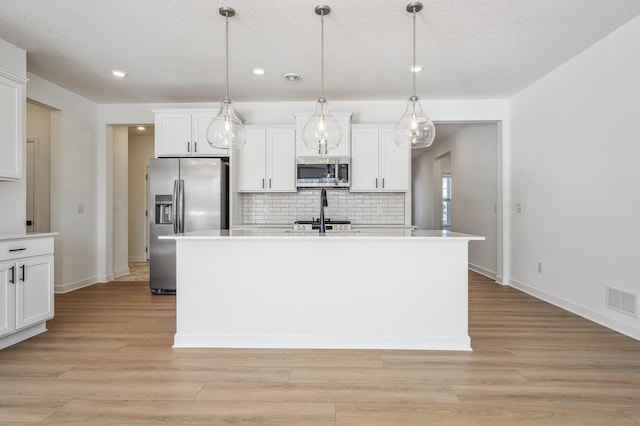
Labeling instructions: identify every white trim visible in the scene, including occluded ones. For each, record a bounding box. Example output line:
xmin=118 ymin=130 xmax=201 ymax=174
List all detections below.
xmin=0 ymin=323 xmax=47 ymax=350
xmin=174 ymin=334 xmax=472 ymax=351
xmin=468 ymin=263 xmax=496 ymax=280
xmin=113 ymin=267 xmax=130 ymax=279
xmin=55 ymin=276 xmax=100 ymax=294
xmin=508 ymin=278 xmax=640 ymax=341
xmin=128 ymin=256 xmax=147 ymax=263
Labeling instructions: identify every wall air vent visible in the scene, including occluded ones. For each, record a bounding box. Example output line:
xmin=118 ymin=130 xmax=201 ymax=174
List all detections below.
xmin=606 ymin=287 xmax=638 ymax=318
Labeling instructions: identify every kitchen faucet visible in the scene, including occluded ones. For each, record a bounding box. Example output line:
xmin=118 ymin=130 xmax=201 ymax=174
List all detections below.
xmin=319 ymin=188 xmax=328 ymax=233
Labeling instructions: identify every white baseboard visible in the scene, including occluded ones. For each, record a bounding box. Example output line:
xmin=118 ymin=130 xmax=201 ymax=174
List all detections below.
xmin=128 ymin=256 xmax=146 ymax=263
xmin=55 ymin=275 xmax=100 ymax=294
xmin=113 ymin=267 xmax=130 ymax=279
xmin=508 ymin=278 xmax=640 ymax=341
xmin=468 ymin=263 xmax=496 ymax=280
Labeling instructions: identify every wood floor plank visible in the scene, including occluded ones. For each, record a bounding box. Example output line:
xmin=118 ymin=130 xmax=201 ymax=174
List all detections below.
xmin=195 ymin=382 xmax=459 ymax=404
xmin=0 ymin=398 xmax=68 ymax=423
xmin=44 ymin=400 xmax=336 ymax=425
xmin=335 ymin=403 xmax=639 ymax=426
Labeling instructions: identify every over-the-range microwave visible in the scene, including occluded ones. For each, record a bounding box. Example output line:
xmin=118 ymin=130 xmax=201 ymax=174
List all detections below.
xmin=296 ymin=157 xmax=350 ymax=188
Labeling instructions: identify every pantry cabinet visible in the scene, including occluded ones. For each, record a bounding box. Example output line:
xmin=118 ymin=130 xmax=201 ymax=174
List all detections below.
xmin=153 ymin=109 xmax=228 ymax=157
xmin=236 ymin=126 xmax=296 ymax=192
xmin=0 ymin=235 xmax=55 ymax=349
xmin=351 ymin=125 xmax=410 ymax=192
xmin=0 ymin=70 xmax=26 ymax=180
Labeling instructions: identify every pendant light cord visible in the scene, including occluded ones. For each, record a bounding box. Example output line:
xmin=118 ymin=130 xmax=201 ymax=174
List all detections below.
xmin=225 ymin=12 xmax=229 ymax=101
xmin=412 ymin=7 xmax=416 ymax=98
xmin=320 ymin=10 xmax=325 ymax=100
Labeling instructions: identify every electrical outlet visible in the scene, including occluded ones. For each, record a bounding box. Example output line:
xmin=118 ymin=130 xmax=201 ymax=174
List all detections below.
xmin=516 ymin=202 xmax=523 ymax=213
xmin=76 ymin=203 xmax=85 ymax=214
xmin=537 ymin=262 xmax=543 ymax=273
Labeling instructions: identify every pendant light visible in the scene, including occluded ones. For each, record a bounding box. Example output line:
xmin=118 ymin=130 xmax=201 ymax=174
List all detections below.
xmin=303 ymin=5 xmax=341 ymax=156
xmin=207 ymin=6 xmax=246 ymax=150
xmin=394 ymin=2 xmax=436 ymax=149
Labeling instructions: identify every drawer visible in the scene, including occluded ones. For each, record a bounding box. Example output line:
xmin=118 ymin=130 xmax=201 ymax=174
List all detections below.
xmin=0 ymin=237 xmax=54 ymax=261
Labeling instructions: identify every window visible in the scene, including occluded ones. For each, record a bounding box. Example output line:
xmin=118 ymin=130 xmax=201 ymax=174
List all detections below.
xmin=442 ymin=173 xmax=451 ymax=230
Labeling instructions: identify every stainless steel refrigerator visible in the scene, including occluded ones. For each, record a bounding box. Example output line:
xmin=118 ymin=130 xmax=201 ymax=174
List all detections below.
xmin=149 ymin=158 xmax=228 ymax=294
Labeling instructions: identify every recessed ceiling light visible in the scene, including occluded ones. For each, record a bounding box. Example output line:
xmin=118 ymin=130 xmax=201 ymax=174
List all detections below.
xmin=137 ymin=126 xmax=145 ymax=131
xmin=111 ymin=70 xmax=127 ymax=78
xmin=284 ymin=73 xmax=300 ymax=81
xmin=410 ymin=65 xmax=423 ymax=73
xmin=252 ymin=68 xmax=266 ymax=76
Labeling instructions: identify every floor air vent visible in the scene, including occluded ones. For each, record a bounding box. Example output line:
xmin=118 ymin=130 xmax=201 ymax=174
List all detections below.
xmin=606 ymin=287 xmax=638 ymax=317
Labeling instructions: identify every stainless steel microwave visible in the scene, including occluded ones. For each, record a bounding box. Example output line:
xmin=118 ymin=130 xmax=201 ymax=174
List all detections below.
xmin=296 ymin=157 xmax=350 ymax=188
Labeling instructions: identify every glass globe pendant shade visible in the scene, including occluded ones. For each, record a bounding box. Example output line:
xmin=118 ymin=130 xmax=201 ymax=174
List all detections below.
xmin=207 ymin=98 xmax=246 ymax=150
xmin=303 ymin=97 xmax=341 ymax=155
xmin=394 ymin=95 xmax=435 ymax=149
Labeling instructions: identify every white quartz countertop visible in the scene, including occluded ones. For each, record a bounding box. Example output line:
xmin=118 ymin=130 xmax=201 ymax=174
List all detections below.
xmin=160 ymin=229 xmax=484 ymax=240
xmin=0 ymin=232 xmax=59 ymax=242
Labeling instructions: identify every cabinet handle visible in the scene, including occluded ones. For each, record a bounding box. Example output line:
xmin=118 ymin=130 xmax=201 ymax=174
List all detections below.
xmin=375 ymin=178 xmax=378 ymax=188
xmin=382 ymin=178 xmax=385 ymax=188
xmin=9 ymin=266 xmax=15 ymax=284
xmin=269 ymin=178 xmax=272 ymax=189
xmin=187 ymin=142 xmax=191 ymax=153
xmin=20 ymin=264 xmax=25 ymax=282
xmin=9 ymin=248 xmax=26 ymax=252
xmin=262 ymin=178 xmax=265 ymax=189
xmin=194 ymin=141 xmax=197 ymax=152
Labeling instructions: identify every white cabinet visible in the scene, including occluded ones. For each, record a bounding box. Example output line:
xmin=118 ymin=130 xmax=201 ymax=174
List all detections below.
xmin=351 ymin=125 xmax=410 ymax=192
xmin=295 ymin=112 xmax=352 ymax=157
xmin=0 ymin=70 xmax=26 ymax=180
xmin=153 ymin=109 xmax=228 ymax=157
xmin=0 ymin=236 xmax=54 ymax=349
xmin=237 ymin=126 xmax=296 ymax=192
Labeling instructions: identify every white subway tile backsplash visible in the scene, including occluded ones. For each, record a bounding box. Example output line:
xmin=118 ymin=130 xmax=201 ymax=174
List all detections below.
xmin=241 ymin=190 xmax=405 ymax=225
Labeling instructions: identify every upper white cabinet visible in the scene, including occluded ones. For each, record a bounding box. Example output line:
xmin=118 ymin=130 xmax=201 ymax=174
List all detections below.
xmin=153 ymin=109 xmax=228 ymax=157
xmin=295 ymin=112 xmax=351 ymax=158
xmin=0 ymin=235 xmax=55 ymax=349
xmin=237 ymin=126 xmax=296 ymax=192
xmin=351 ymin=125 xmax=410 ymax=192
xmin=0 ymin=70 xmax=26 ymax=181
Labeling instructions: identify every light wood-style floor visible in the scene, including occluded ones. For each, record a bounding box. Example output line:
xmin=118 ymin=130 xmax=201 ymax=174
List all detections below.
xmin=1 ymin=272 xmax=640 ymax=425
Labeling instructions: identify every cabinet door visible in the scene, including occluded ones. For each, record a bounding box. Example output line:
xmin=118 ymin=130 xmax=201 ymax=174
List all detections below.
xmin=0 ymin=261 xmax=14 ymax=337
xmin=295 ymin=112 xmax=351 ymax=157
xmin=155 ymin=113 xmax=192 ymax=156
xmin=380 ymin=127 xmax=410 ymax=192
xmin=350 ymin=127 xmax=380 ymax=192
xmin=267 ymin=128 xmax=296 ymax=192
xmin=237 ymin=128 xmax=267 ymax=192
xmin=0 ymin=74 xmax=23 ymax=180
xmin=15 ymin=255 xmax=54 ymax=330
xmin=192 ymin=111 xmax=228 ymax=156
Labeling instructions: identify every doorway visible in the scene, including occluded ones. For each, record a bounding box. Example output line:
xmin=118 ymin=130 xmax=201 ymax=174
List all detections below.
xmin=26 ymin=101 xmax=52 ymax=234
xmin=412 ymin=123 xmax=498 ymax=279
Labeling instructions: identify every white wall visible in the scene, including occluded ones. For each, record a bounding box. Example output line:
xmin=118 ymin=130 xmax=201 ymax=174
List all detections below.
xmin=26 ymin=101 xmax=51 ymax=233
xmin=413 ymin=124 xmax=498 ymax=277
xmin=0 ymin=38 xmax=26 ymax=234
xmin=128 ymin=132 xmax=154 ymax=262
xmin=509 ymin=16 xmax=640 ymax=339
xmin=112 ymin=126 xmax=129 ymax=278
xmin=27 ymin=73 xmax=99 ymax=293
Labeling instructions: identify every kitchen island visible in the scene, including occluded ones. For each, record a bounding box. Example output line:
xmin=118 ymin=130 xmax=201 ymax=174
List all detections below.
xmin=161 ymin=229 xmax=484 ymax=351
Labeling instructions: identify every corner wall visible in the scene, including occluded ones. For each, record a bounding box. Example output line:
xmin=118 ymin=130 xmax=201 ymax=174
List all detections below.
xmin=27 ymin=73 xmax=99 ymax=293
xmin=509 ymin=16 xmax=640 ymax=339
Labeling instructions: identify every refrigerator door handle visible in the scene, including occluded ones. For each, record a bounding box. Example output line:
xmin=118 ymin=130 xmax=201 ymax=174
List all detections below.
xmin=172 ymin=179 xmax=179 ymax=234
xmin=178 ymin=180 xmax=185 ymax=233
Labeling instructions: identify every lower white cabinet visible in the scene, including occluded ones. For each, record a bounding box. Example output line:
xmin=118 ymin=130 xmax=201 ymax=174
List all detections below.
xmin=351 ymin=125 xmax=410 ymax=192
xmin=237 ymin=126 xmax=296 ymax=192
xmin=0 ymin=236 xmax=54 ymax=349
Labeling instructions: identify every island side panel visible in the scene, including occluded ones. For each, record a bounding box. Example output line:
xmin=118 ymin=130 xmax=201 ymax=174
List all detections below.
xmin=174 ymin=237 xmax=471 ymax=350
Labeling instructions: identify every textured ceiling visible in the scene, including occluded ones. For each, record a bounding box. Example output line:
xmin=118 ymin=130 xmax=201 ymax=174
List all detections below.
xmin=0 ymin=0 xmax=639 ymax=104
